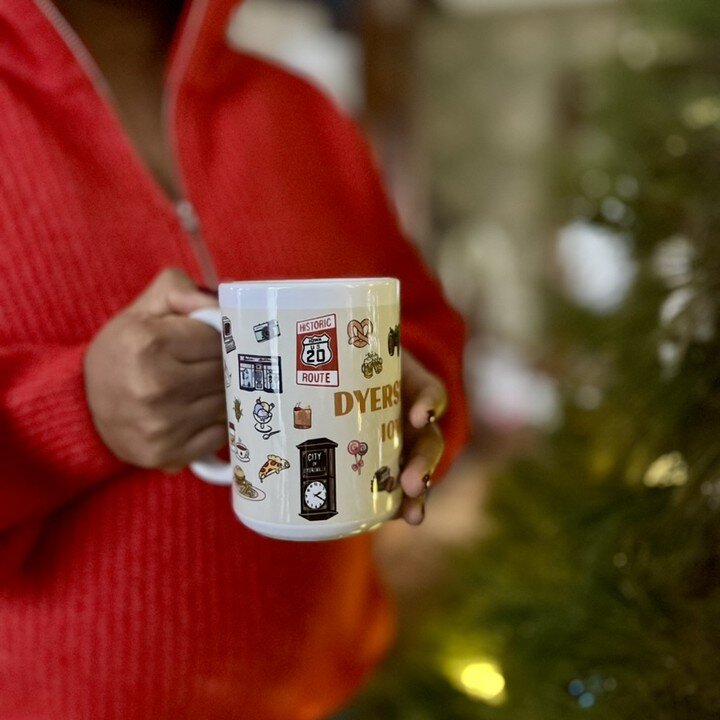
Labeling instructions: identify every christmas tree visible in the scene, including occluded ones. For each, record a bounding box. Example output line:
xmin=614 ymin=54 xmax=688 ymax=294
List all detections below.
xmin=340 ymin=0 xmax=720 ymax=717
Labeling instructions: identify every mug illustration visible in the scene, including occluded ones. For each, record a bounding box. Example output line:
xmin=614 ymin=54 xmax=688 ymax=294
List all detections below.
xmin=233 ymin=398 xmax=244 ymax=422
xmin=238 ymin=354 xmax=283 ymax=394
xmin=347 ymin=439 xmax=368 ymax=475
xmin=228 ymin=421 xmax=251 ymax=463
xmin=222 ymin=316 xmax=236 ymax=353
xmin=347 ymin=318 xmax=373 ymax=348
xmin=373 ymin=466 xmax=398 ymax=493
xmin=361 ymin=352 xmax=383 ymax=379
xmin=258 ymin=454 xmax=291 ymax=482
xmin=254 ymin=319 xmax=281 ymax=343
xmin=296 ymin=314 xmax=339 ymax=387
xmin=387 ymin=325 xmax=400 ymax=356
xmin=293 ymin=403 xmax=312 ymax=429
xmin=233 ymin=442 xmax=250 ymax=463
xmin=233 ymin=466 xmax=266 ymax=501
xmin=253 ymin=397 xmax=281 ymax=439
xmin=297 ymin=438 xmax=339 ymax=521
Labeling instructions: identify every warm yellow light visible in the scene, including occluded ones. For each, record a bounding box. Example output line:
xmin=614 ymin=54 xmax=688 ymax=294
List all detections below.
xmin=643 ymin=451 xmax=688 ymax=488
xmin=461 ymin=662 xmax=505 ymax=699
xmin=450 ymin=660 xmax=506 ymax=705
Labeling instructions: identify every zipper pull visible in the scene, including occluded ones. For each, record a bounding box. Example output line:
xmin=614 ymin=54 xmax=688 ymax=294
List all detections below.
xmin=175 ymin=198 xmax=220 ymax=291
xmin=176 ymin=198 xmax=200 ymax=235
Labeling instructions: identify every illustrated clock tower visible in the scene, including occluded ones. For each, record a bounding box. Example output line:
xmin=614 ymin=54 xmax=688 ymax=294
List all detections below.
xmin=297 ymin=438 xmax=338 ymax=521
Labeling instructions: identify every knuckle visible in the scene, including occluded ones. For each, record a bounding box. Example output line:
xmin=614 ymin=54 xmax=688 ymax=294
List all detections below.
xmin=129 ymin=371 xmax=168 ymax=404
xmin=120 ymin=318 xmax=164 ymax=358
xmin=139 ymin=413 xmax=173 ymax=441
xmin=136 ymin=325 xmax=166 ymax=359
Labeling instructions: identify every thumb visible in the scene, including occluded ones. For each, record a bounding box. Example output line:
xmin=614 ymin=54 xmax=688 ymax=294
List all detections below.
xmin=167 ymin=287 xmax=218 ymax=316
xmin=130 ymin=268 xmax=216 ymax=317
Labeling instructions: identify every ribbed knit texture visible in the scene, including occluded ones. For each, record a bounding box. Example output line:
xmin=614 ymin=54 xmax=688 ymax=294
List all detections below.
xmin=0 ymin=2 xmax=470 ymax=718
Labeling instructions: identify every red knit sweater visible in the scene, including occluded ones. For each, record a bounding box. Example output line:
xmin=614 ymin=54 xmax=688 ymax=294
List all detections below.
xmin=0 ymin=1 xmax=469 ymax=718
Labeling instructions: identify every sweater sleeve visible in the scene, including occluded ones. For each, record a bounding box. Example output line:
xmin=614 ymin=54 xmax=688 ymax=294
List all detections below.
xmin=0 ymin=342 xmax=125 ymax=576
xmin=312 ymin=100 xmax=472 ymax=477
xmin=368 ymin=187 xmax=471 ymax=478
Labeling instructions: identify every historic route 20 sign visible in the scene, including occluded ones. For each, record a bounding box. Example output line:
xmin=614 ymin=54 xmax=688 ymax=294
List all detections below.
xmin=296 ymin=313 xmax=339 ymax=387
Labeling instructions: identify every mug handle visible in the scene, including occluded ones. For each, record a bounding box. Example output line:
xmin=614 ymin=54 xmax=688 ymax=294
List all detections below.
xmin=187 ymin=307 xmax=233 ymax=486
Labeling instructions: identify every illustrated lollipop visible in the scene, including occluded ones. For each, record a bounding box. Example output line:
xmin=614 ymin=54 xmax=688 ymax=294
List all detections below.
xmin=348 ymin=440 xmax=368 ymax=475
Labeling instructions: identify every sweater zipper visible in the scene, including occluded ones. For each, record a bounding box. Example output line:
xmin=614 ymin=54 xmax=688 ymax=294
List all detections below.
xmin=162 ymin=0 xmax=219 ymax=290
xmin=32 ymin=0 xmax=219 ymax=290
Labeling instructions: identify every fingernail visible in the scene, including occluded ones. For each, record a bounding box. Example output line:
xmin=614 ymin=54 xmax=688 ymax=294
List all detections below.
xmin=427 ymin=410 xmax=436 ymax=425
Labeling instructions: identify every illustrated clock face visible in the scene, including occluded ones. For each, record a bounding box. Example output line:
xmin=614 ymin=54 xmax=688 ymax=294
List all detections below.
xmin=304 ymin=481 xmax=327 ymax=510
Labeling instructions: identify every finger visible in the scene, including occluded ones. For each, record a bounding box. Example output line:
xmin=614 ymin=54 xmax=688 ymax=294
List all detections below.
xmin=131 ymin=268 xmax=204 ymax=317
xmin=170 ymin=393 xmax=227 ymax=439
xmin=137 ymin=393 xmax=226 ymax=467
xmin=406 ymin=376 xmax=448 ymax=429
xmin=400 ymin=422 xmax=444 ymax=498
xmin=165 ymin=357 xmax=224 ymax=400
xmin=183 ymin=423 xmax=228 ymax=464
xmin=402 ymin=354 xmax=448 ymax=429
xmin=149 ymin=315 xmax=222 ymax=362
xmin=395 ymin=492 xmax=425 ymax=525
xmin=163 ymin=422 xmax=228 ymax=472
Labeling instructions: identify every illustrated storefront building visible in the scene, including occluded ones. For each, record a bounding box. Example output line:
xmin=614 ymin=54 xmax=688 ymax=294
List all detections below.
xmin=238 ymin=354 xmax=283 ymax=394
xmin=297 ymin=438 xmax=338 ymax=521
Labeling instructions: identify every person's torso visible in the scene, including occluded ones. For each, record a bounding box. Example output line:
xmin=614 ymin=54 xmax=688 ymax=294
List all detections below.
xmin=0 ymin=3 xmax=394 ymax=718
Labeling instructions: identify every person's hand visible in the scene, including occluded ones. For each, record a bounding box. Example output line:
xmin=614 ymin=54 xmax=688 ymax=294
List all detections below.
xmin=84 ymin=268 xmax=225 ymax=472
xmin=397 ymin=350 xmax=448 ymax=525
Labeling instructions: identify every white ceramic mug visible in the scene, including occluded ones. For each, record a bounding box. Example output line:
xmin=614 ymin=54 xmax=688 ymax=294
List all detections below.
xmin=190 ymin=278 xmax=402 ymax=541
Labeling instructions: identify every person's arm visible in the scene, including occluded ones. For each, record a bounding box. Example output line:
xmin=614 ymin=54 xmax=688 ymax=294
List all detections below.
xmin=279 ymin=84 xmax=471 ymax=524
xmin=314 ymin=103 xmax=471 ymax=483
xmin=381 ymin=226 xmax=470 ymax=522
xmin=0 ymin=269 xmax=225 ymax=581
xmin=0 ymin=342 xmax=126 ymax=577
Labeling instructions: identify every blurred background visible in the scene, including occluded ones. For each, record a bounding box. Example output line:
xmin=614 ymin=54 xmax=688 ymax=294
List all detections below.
xmin=232 ymin=0 xmax=720 ymax=717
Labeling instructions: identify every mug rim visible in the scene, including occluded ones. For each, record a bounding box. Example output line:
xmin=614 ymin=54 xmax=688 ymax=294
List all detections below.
xmin=219 ymin=277 xmax=398 ymax=288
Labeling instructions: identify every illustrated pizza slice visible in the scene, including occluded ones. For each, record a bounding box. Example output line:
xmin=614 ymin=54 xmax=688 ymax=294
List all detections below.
xmin=258 ymin=454 xmax=290 ymax=481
